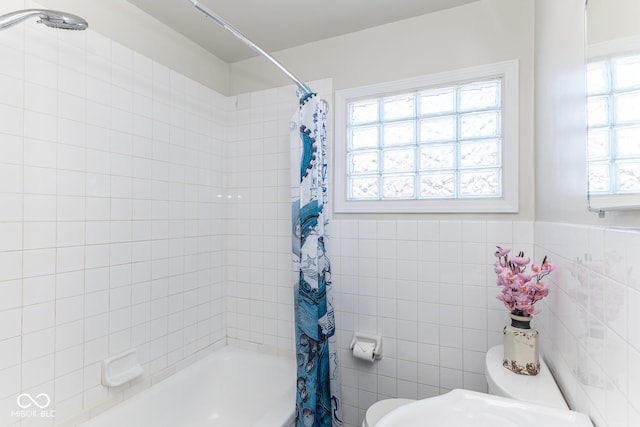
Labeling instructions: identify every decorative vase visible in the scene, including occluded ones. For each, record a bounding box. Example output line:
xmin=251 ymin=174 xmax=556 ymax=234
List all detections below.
xmin=502 ymin=313 xmax=540 ymax=375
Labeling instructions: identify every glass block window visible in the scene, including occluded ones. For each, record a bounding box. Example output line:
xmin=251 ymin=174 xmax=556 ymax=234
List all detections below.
xmin=346 ymin=80 xmax=502 ymax=201
xmin=587 ymin=53 xmax=640 ymax=195
xmin=334 ymin=60 xmax=519 ymax=213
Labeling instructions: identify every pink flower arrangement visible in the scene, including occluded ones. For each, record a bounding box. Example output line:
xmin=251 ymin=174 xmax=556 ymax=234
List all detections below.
xmin=494 ymin=246 xmax=554 ymax=317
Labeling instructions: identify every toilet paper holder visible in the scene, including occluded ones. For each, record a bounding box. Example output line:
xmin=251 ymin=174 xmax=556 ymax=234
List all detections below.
xmin=350 ymin=333 xmax=383 ymax=361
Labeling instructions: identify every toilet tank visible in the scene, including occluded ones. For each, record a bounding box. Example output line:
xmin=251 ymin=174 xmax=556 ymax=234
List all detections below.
xmin=485 ymin=345 xmax=569 ymax=410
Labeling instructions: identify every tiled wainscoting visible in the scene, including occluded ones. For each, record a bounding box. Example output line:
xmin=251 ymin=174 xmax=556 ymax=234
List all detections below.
xmin=536 ymin=222 xmax=640 ymax=427
xmin=329 ymin=219 xmax=535 ymax=427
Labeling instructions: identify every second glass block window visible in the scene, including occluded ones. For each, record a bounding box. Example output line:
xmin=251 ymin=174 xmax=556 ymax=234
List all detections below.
xmin=347 ymin=79 xmax=502 ymax=200
xmin=587 ymin=53 xmax=640 ymax=195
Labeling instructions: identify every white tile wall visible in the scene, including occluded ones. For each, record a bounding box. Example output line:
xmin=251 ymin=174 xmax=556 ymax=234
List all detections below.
xmin=330 ymin=219 xmax=535 ymax=427
xmin=0 ymin=10 xmax=226 ymax=426
xmin=536 ymin=222 xmax=640 ymax=427
xmin=224 ymin=80 xmax=332 ymax=356
xmin=1 ymin=4 xmax=636 ymax=427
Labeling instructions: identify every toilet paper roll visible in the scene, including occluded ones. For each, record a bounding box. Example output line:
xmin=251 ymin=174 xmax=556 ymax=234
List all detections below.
xmin=352 ymin=341 xmax=376 ymax=362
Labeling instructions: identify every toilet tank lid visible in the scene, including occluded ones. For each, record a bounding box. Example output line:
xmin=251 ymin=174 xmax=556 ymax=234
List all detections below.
xmin=485 ymin=345 xmax=568 ymax=410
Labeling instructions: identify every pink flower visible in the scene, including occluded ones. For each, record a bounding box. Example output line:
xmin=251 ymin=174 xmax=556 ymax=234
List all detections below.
xmin=531 ymin=262 xmax=554 ymax=280
xmin=516 ymin=272 xmax=533 ymax=282
xmin=519 ymin=304 xmax=539 ymax=315
xmin=532 ymin=281 xmax=549 ymax=297
xmin=493 ymin=247 xmax=552 ymax=317
xmin=511 ymin=256 xmax=530 ymax=266
xmin=497 ymin=270 xmax=517 ymax=288
xmin=496 ymin=293 xmax=515 ymax=311
xmin=494 ymin=247 xmax=511 ymax=257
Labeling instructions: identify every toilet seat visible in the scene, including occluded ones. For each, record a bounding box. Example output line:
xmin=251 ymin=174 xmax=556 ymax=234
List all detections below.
xmin=362 ymin=398 xmax=414 ymax=427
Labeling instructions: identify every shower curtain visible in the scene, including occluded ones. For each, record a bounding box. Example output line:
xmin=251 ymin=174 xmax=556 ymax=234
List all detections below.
xmin=291 ymin=92 xmax=342 ymax=427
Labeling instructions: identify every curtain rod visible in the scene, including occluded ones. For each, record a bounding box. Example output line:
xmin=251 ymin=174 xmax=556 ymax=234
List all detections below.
xmin=185 ymin=0 xmax=313 ymax=97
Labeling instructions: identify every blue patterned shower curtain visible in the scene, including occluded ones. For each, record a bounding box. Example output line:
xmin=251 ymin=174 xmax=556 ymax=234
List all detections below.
xmin=291 ymin=92 xmax=342 ymax=427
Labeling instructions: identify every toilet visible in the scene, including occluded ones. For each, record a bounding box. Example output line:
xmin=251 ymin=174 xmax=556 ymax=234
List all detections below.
xmin=361 ymin=344 xmax=567 ymax=426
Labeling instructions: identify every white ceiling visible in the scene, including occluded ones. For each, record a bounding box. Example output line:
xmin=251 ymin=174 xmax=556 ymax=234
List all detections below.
xmin=126 ymin=0 xmax=478 ymax=63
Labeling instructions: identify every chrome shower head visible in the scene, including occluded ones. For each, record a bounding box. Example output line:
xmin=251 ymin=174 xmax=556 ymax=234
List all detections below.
xmin=0 ymin=9 xmax=88 ymax=31
xmin=38 ymin=11 xmax=88 ymax=31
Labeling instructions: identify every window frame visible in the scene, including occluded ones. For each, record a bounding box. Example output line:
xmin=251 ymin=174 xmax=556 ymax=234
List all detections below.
xmin=587 ymin=36 xmax=640 ymax=211
xmin=333 ymin=60 xmax=519 ymax=213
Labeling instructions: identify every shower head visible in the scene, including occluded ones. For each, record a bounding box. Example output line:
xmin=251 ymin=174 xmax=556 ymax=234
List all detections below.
xmin=0 ymin=9 xmax=88 ymax=31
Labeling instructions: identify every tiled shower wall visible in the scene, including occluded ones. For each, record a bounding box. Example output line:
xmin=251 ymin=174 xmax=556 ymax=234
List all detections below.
xmin=224 ymin=87 xmax=298 ymax=355
xmin=0 ymin=22 xmax=226 ymax=427
xmin=223 ymin=79 xmax=332 ymax=356
xmin=536 ymin=222 xmax=640 ymax=427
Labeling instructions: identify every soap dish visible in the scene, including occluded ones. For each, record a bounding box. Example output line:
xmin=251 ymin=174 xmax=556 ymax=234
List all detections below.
xmin=101 ymin=349 xmax=144 ymax=387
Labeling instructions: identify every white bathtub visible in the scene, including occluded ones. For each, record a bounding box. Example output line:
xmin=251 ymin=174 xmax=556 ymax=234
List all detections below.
xmin=79 ymin=346 xmax=296 ymax=427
